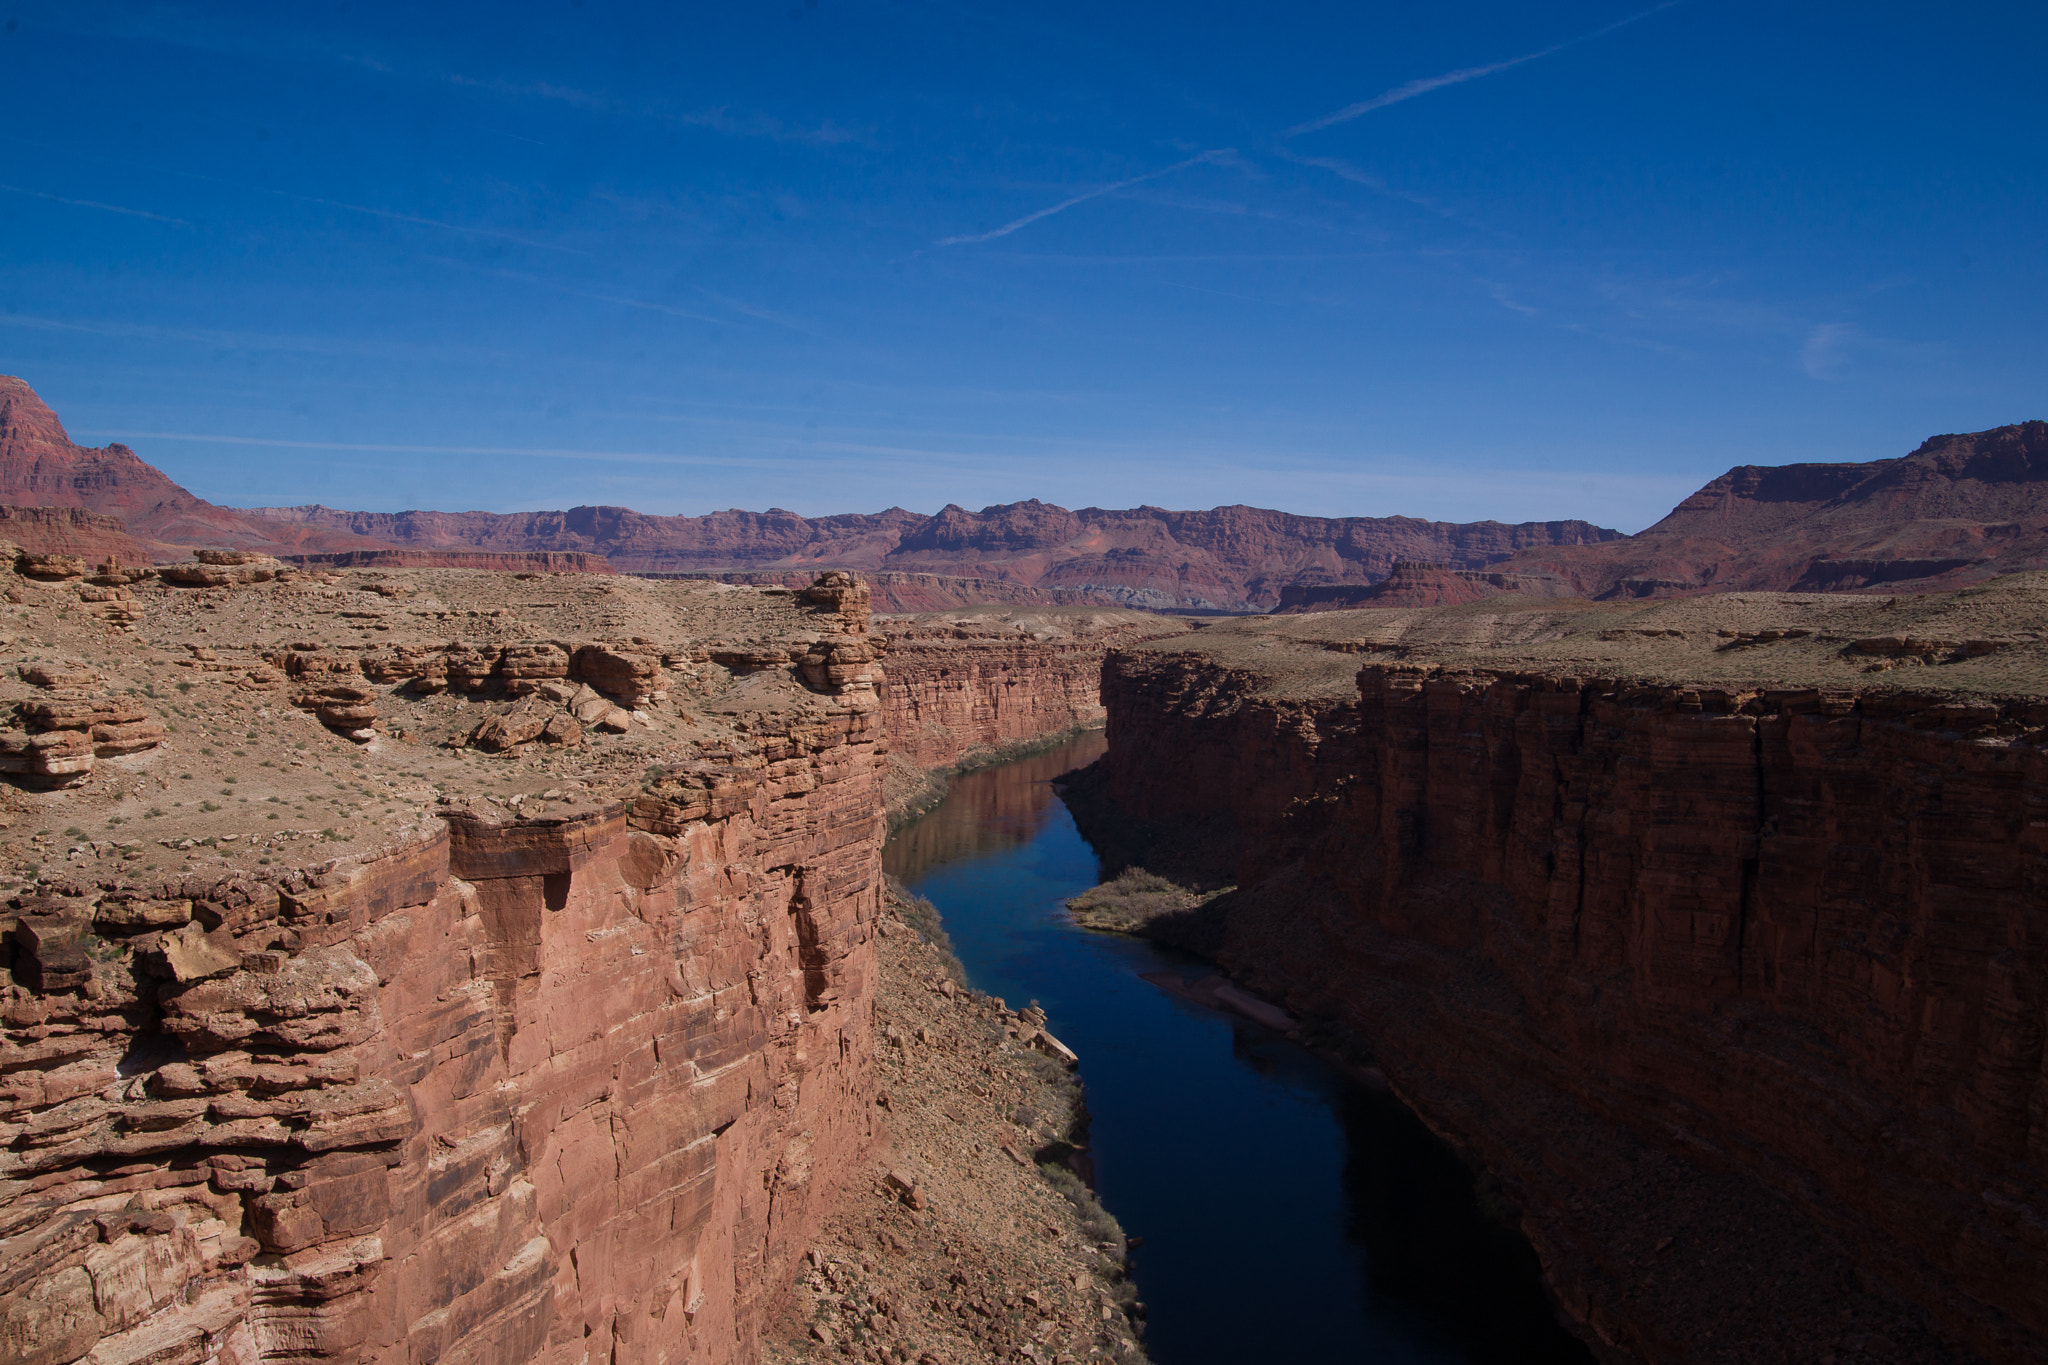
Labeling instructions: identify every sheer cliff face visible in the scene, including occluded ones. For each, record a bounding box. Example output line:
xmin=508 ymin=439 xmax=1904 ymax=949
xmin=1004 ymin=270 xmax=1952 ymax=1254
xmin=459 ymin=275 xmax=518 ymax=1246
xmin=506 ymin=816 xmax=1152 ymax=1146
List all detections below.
xmin=1094 ymin=599 xmax=2048 ymax=1365
xmin=0 ymin=569 xmax=887 ymax=1365
xmin=876 ymin=608 xmax=1191 ymax=771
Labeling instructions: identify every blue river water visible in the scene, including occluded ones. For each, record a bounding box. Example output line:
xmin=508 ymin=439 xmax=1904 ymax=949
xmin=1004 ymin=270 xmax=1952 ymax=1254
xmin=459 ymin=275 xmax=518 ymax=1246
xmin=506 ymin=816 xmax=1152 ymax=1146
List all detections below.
xmin=883 ymin=731 xmax=1594 ymax=1365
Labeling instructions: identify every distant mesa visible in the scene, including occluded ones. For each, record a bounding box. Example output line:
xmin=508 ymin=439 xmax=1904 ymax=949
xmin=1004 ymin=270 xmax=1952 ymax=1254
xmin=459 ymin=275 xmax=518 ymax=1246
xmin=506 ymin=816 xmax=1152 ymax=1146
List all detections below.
xmin=1497 ymin=420 xmax=2048 ymax=600
xmin=4 ymin=376 xmax=2045 ymax=610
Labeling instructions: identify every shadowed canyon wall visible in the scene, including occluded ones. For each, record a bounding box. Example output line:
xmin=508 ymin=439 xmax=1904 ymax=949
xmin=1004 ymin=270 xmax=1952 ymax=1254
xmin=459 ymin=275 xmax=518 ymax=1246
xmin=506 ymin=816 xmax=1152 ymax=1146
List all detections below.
xmin=1095 ymin=650 xmax=2048 ymax=1364
xmin=1 ymin=714 xmax=885 ymax=1365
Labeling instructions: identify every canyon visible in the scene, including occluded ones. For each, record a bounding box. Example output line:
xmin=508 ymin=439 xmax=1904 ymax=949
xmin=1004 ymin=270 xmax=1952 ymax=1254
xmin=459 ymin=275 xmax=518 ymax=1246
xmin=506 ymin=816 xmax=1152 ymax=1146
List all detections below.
xmin=1075 ymin=582 xmax=2048 ymax=1364
xmin=0 ymin=545 xmax=1164 ymax=1365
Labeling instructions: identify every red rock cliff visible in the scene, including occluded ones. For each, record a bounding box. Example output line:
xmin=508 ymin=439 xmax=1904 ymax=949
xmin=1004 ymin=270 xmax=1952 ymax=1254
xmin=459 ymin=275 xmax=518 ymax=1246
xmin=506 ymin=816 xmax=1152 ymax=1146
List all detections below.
xmin=0 ymin=714 xmax=885 ymax=1365
xmin=1095 ymin=645 xmax=2048 ymax=1365
xmin=878 ymin=608 xmax=1191 ymax=773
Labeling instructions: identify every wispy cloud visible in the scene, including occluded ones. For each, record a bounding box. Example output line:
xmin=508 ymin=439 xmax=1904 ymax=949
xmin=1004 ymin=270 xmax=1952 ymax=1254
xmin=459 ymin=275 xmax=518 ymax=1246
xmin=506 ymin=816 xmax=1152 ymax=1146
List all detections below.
xmin=448 ymin=74 xmax=861 ymax=145
xmin=1272 ymin=150 xmax=1469 ymax=223
xmin=1283 ymin=0 xmax=1686 ymax=138
xmin=0 ymin=182 xmax=191 ymax=226
xmin=1485 ymin=283 xmax=1542 ymax=316
xmin=1800 ymin=322 xmax=1856 ymax=380
xmin=75 ymin=430 xmax=756 ymax=468
xmin=0 ymin=133 xmax=582 ymax=255
xmin=936 ymin=149 xmax=1233 ymax=247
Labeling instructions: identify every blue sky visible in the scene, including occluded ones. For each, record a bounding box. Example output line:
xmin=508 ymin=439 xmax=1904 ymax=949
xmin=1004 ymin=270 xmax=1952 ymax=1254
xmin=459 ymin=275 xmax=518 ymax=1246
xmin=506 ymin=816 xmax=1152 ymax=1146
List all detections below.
xmin=2 ymin=1 xmax=2042 ymax=531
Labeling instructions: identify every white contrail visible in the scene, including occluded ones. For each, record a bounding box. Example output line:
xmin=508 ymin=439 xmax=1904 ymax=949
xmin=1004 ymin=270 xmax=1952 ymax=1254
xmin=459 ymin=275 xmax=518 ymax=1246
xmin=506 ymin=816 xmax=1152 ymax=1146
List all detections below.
xmin=0 ymin=183 xmax=191 ymax=225
xmin=1283 ymin=0 xmax=1685 ymax=138
xmin=937 ymin=149 xmax=1229 ymax=246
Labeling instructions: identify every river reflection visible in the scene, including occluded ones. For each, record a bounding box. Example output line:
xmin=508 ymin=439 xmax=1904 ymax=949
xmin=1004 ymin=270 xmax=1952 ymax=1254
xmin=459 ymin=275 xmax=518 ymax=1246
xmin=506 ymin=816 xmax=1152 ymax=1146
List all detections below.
xmin=882 ymin=733 xmax=1108 ymax=880
xmin=885 ymin=730 xmax=1593 ymax=1365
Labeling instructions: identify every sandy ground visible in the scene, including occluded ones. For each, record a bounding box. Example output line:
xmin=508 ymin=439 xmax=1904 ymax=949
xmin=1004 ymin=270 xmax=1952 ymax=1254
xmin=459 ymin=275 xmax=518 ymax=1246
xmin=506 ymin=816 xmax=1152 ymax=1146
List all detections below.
xmin=762 ymin=889 xmax=1150 ymax=1365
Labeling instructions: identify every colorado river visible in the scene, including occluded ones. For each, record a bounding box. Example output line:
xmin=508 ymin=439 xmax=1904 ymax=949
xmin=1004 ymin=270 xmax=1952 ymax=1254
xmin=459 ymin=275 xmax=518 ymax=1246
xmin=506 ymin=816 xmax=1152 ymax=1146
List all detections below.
xmin=883 ymin=730 xmax=1593 ymax=1365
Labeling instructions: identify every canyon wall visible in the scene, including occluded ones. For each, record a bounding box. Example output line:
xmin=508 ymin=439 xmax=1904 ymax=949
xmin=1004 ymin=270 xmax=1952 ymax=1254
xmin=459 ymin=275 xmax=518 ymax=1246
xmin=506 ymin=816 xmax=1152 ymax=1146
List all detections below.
xmin=0 ymin=571 xmax=891 ymax=1365
xmin=1095 ymin=647 xmax=2048 ymax=1365
xmin=281 ymin=550 xmax=616 ymax=575
xmin=877 ymin=608 xmax=1192 ymax=773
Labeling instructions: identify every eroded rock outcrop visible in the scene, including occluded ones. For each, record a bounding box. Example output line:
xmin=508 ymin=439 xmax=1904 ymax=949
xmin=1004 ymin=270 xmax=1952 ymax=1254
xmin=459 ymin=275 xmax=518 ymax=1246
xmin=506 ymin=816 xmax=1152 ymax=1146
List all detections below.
xmin=0 ymin=570 xmax=891 ymax=1365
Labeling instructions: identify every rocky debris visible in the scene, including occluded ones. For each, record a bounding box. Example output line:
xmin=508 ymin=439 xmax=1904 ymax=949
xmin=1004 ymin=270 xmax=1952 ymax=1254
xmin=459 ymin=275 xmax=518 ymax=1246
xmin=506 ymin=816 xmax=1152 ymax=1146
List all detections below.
xmin=765 ymin=890 xmax=1147 ymax=1365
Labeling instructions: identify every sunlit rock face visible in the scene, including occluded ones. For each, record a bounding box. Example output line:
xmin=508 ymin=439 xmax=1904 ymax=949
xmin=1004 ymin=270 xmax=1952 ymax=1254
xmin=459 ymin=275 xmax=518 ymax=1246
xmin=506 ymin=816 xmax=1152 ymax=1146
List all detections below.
xmin=0 ymin=568 xmax=889 ymax=1365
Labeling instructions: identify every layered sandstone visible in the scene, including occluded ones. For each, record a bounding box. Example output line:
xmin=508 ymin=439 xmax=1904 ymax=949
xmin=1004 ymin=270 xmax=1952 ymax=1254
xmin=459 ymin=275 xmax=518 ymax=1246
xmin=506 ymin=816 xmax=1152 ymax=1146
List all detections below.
xmin=0 ymin=563 xmax=892 ymax=1365
xmin=284 ymin=551 xmax=615 ymax=575
xmin=0 ymin=507 xmax=156 ymax=570
xmin=876 ymin=607 xmax=1192 ymax=774
xmin=1083 ymin=582 xmax=2048 ymax=1365
xmin=256 ymin=499 xmax=1618 ymax=612
xmin=646 ymin=572 xmax=1119 ymax=616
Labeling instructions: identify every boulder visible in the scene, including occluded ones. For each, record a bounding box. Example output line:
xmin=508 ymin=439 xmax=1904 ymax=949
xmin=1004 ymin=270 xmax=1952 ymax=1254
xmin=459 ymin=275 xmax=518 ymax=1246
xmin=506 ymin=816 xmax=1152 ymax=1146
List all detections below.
xmin=293 ymin=682 xmax=381 ymax=737
xmin=0 ymin=728 xmax=94 ymax=785
xmin=19 ymin=662 xmax=99 ymax=689
xmin=158 ymin=921 xmax=243 ymax=983
xmin=91 ymin=716 xmax=166 ymax=756
xmin=573 ymin=642 xmax=664 ymax=706
xmin=17 ymin=552 xmax=87 ymax=580
xmin=443 ymin=643 xmax=501 ymax=691
xmin=11 ymin=910 xmax=94 ymax=991
xmin=94 ymin=898 xmax=193 ymax=932
xmin=569 ymin=686 xmax=611 ymax=724
xmin=471 ymin=702 xmax=553 ymax=752
xmin=497 ymin=642 xmax=571 ymax=696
